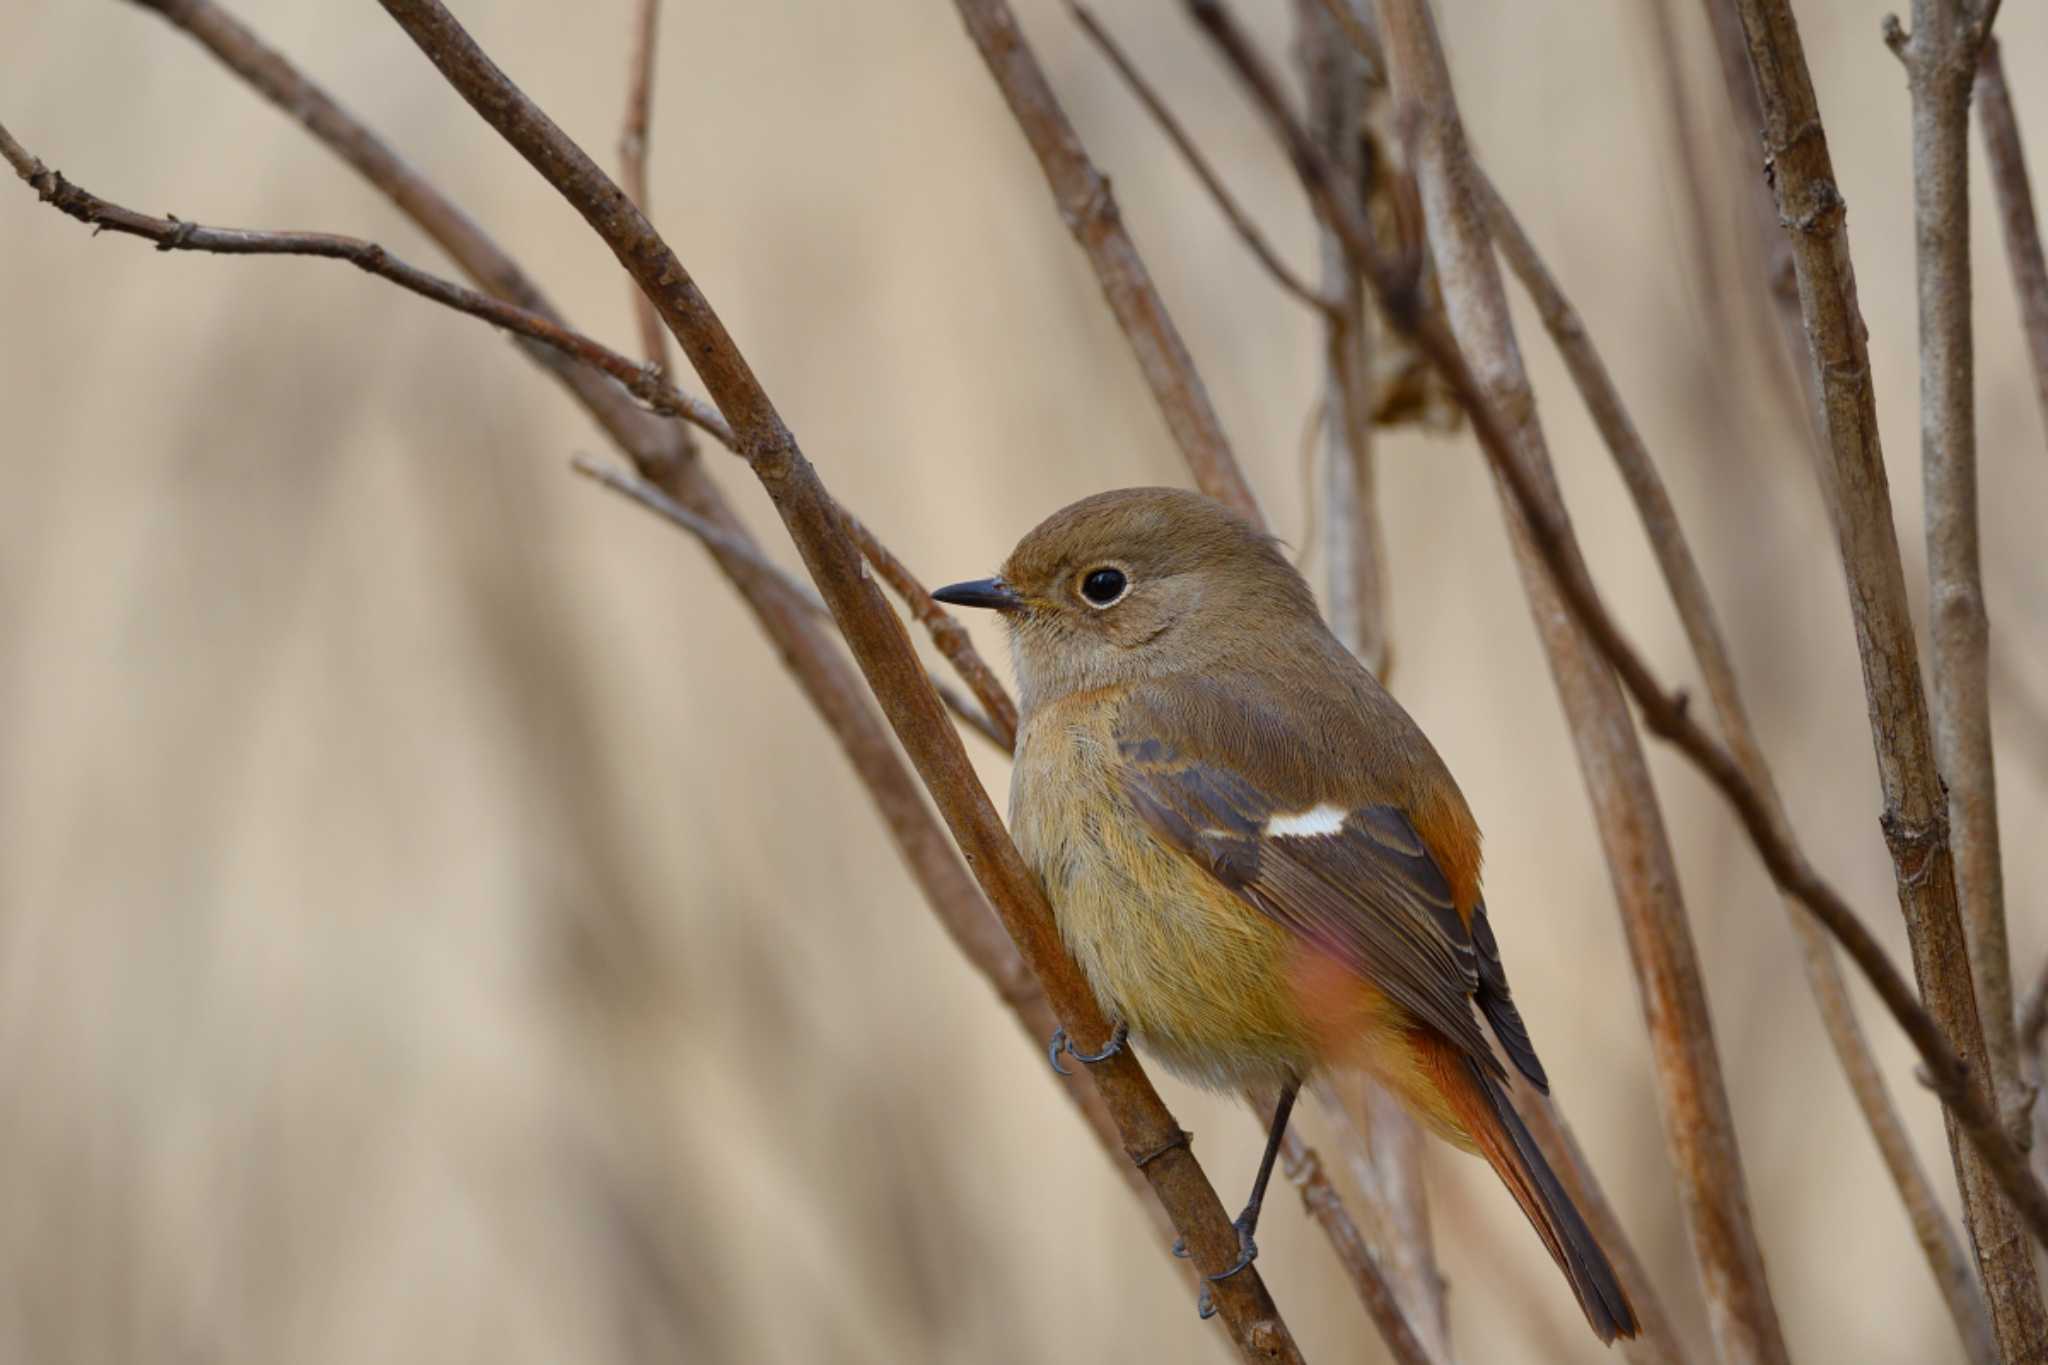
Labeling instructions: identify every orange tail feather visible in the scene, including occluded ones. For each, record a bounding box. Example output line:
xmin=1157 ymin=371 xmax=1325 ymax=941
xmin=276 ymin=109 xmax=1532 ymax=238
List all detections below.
xmin=1428 ymin=1038 xmax=1639 ymax=1344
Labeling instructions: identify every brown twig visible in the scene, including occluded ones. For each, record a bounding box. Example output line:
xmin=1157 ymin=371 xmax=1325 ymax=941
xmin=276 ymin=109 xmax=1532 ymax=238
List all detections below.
xmin=843 ymin=515 xmax=1021 ymax=753
xmin=1695 ymin=0 xmax=1834 ymax=474
xmin=1293 ymin=2 xmax=1439 ymax=1352
xmin=1738 ymin=2 xmax=2048 ymax=1356
xmin=1311 ymin=0 xmax=1385 ymax=81
xmin=1890 ymin=0 xmax=2029 ymax=1200
xmin=572 ymin=456 xmax=829 ymax=612
xmin=1268 ymin=2 xmax=1462 ymax=438
xmin=1066 ymin=3 xmax=1335 ymax=317
xmin=1177 ymin=5 xmax=1687 ymax=1354
xmin=1477 ymin=165 xmax=1998 ymax=1365
xmin=115 ymin=0 xmax=1168 ymax=1262
xmin=1200 ymin=0 xmax=2048 ymax=1324
xmin=1278 ymin=1124 xmax=1433 ymax=1365
xmin=372 ymin=1 xmax=1303 ymax=1355
xmin=0 ymin=112 xmax=1018 ymax=768
xmin=618 ymin=0 xmax=670 ymax=372
xmin=1203 ymin=0 xmax=2048 ymax=1274
xmin=976 ymin=5 xmax=1447 ymax=1347
xmin=1298 ymin=0 xmax=1393 ymax=687
xmin=569 ymin=458 xmax=1012 ymax=754
xmin=579 ymin=438 xmax=1022 ymax=758
xmin=1976 ymin=38 xmax=2048 ymax=448
xmin=0 ymin=121 xmax=732 ymax=447
xmin=1300 ymin=2 xmax=1793 ymax=1357
xmin=946 ymin=0 xmax=1261 ymax=524
xmin=105 ymin=0 xmax=1371 ymax=1342
xmin=1643 ymin=0 xmax=1737 ymax=366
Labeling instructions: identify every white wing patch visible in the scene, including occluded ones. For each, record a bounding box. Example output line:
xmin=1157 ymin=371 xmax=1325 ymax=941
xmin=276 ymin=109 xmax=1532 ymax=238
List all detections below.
xmin=1264 ymin=803 xmax=1347 ymax=838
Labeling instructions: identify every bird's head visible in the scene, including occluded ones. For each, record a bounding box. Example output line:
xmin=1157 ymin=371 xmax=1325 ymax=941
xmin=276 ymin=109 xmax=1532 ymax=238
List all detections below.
xmin=934 ymin=487 xmax=1318 ymax=714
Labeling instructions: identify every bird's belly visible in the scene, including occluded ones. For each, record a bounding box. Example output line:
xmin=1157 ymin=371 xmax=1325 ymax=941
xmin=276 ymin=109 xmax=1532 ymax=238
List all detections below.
xmin=1011 ymin=703 xmax=1409 ymax=1093
xmin=1028 ymin=795 xmax=1325 ymax=1092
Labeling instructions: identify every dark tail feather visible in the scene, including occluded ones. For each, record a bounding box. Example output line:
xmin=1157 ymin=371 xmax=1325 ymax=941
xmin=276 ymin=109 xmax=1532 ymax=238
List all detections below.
xmin=1453 ymin=1055 xmax=1639 ymax=1343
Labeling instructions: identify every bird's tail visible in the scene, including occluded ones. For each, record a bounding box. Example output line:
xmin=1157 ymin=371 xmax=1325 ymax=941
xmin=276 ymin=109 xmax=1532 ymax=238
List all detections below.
xmin=1429 ymin=1039 xmax=1640 ymax=1344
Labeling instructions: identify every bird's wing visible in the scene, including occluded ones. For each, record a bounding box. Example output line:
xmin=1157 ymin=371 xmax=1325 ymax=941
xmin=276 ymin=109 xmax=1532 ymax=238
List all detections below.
xmin=1112 ymin=684 xmax=1507 ymax=1080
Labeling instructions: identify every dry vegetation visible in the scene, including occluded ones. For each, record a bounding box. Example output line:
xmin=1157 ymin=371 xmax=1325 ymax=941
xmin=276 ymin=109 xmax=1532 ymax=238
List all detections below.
xmin=3 ymin=1 xmax=2048 ymax=1362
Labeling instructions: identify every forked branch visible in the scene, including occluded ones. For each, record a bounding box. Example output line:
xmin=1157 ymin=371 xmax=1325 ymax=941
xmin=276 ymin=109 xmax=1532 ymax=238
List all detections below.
xmin=371 ymin=0 xmax=1303 ymax=1355
xmin=1195 ymin=0 xmax=2048 ymax=1263
xmin=114 ymin=0 xmax=1174 ymax=1269
xmin=1735 ymin=2 xmax=2048 ymax=1356
xmin=1476 ymin=167 xmax=1996 ymax=1365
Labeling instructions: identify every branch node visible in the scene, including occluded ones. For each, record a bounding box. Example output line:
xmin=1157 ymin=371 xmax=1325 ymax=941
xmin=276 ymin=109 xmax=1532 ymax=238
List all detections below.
xmin=1761 ymin=117 xmax=1825 ymax=169
xmin=1061 ymin=168 xmax=1121 ymax=239
xmin=157 ymin=215 xmax=197 ymax=252
xmin=1130 ymin=1126 xmax=1193 ymax=1169
xmin=1879 ymin=807 xmax=1950 ymax=887
xmin=1781 ymin=179 xmax=1846 ymax=236
xmin=1883 ymin=15 xmax=1911 ymax=62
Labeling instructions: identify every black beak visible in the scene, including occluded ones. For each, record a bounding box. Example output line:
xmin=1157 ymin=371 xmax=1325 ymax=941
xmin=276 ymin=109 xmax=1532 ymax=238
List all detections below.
xmin=931 ymin=577 xmax=1022 ymax=612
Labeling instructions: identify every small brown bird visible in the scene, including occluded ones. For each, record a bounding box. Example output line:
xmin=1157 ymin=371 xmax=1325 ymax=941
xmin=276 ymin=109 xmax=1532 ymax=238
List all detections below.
xmin=934 ymin=487 xmax=1637 ymax=1342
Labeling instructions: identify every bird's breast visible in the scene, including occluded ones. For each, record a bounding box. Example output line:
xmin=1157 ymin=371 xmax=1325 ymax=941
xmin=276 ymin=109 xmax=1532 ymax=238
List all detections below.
xmin=1010 ymin=699 xmax=1346 ymax=1092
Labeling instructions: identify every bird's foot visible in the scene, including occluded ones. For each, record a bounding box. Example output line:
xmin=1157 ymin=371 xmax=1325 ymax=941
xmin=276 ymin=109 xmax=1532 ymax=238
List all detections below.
xmin=1046 ymin=1021 xmax=1127 ymax=1076
xmin=1185 ymin=1215 xmax=1259 ymax=1319
xmin=1208 ymin=1215 xmax=1259 ymax=1283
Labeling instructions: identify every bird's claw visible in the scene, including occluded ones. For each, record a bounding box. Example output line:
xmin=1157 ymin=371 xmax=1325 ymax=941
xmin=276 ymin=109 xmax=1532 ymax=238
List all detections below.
xmin=1046 ymin=1021 xmax=1128 ymax=1076
xmin=1183 ymin=1217 xmax=1259 ymax=1319
xmin=1208 ymin=1219 xmax=1259 ymax=1283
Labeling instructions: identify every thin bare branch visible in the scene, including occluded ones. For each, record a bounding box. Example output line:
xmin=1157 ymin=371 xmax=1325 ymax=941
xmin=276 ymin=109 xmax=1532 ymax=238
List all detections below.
xmin=567 ymin=458 xmax=1011 ymax=753
xmin=946 ymin=0 xmax=1262 ymax=524
xmin=0 ymin=120 xmax=733 ymax=447
xmin=1308 ymin=2 xmax=1791 ymax=1357
xmin=1311 ymin=0 xmax=1385 ymax=79
xmin=372 ymin=1 xmax=1304 ymax=1354
xmin=1295 ymin=2 xmax=1438 ymax=1352
xmin=843 ymin=515 xmax=1021 ymax=753
xmin=1 ymin=113 xmax=1019 ymax=769
xmin=1695 ymin=0 xmax=1834 ymax=472
xmin=1478 ymin=165 xmax=1997 ymax=1365
xmin=1893 ymin=0 xmax=2028 ymax=1199
xmin=1643 ymin=0 xmax=1736 ymax=363
xmin=116 ymin=0 xmax=1170 ymax=1261
xmin=572 ymin=456 xmax=827 ymax=612
xmin=1200 ymin=0 xmax=2048 ymax=1315
xmin=1735 ymin=2 xmax=2048 ymax=1354
xmin=1977 ymin=38 xmax=2048 ymax=448
xmin=1277 ymin=1123 xmax=1433 ymax=1365
xmin=1299 ymin=0 xmax=1393 ymax=687
xmin=1067 ymin=2 xmax=1335 ymax=317
xmin=966 ymin=4 xmax=1448 ymax=1347
xmin=618 ymin=0 xmax=669 ymax=371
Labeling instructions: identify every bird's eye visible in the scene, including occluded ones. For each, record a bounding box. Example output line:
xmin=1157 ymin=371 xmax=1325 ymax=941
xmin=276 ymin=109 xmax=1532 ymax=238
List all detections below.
xmin=1079 ymin=566 xmax=1128 ymax=607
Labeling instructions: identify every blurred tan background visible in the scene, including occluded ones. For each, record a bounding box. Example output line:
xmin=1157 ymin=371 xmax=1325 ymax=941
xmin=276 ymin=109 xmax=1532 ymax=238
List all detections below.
xmin=4 ymin=2 xmax=2047 ymax=1361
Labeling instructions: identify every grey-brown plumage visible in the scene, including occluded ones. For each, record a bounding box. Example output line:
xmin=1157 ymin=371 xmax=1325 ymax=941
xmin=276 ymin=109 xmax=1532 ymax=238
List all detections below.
xmin=935 ymin=487 xmax=1638 ymax=1342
